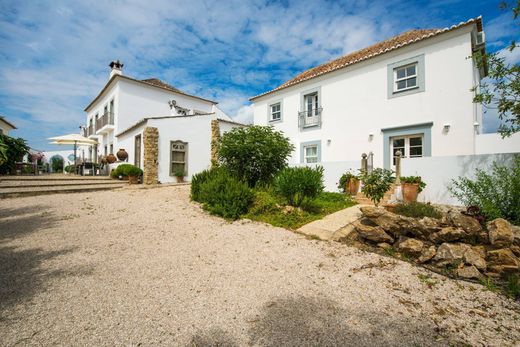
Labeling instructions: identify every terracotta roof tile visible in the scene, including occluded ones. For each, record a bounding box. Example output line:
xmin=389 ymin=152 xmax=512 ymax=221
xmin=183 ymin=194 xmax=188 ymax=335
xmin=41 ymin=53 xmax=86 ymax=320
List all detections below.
xmin=250 ymin=17 xmax=482 ymax=100
xmin=141 ymin=78 xmax=182 ymax=93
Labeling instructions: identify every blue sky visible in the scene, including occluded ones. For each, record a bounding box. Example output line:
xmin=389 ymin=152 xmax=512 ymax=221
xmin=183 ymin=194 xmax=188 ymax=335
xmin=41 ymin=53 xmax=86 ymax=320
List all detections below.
xmin=0 ymin=0 xmax=518 ymax=151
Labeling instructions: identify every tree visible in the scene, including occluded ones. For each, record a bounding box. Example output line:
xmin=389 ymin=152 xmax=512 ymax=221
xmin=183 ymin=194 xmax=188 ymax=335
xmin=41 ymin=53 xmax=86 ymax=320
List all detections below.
xmin=0 ymin=134 xmax=30 ymax=174
xmin=219 ymin=126 xmax=295 ymax=187
xmin=473 ymin=1 xmax=520 ymax=137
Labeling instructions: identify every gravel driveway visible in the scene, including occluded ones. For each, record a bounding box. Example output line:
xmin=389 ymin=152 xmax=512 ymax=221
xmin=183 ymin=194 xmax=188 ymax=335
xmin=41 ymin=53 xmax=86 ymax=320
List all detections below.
xmin=1 ymin=185 xmax=519 ymax=346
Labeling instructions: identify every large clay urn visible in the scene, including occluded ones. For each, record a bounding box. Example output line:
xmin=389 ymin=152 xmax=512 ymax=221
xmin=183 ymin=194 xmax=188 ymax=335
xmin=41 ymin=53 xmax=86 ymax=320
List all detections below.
xmin=347 ymin=178 xmax=360 ymax=196
xmin=116 ymin=148 xmax=128 ymax=161
xmin=402 ymin=183 xmax=419 ymax=203
xmin=106 ymin=154 xmax=117 ymax=164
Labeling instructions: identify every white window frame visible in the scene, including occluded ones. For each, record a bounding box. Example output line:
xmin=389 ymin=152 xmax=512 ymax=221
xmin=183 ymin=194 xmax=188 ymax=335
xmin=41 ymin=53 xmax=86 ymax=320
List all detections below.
xmin=304 ymin=145 xmax=318 ymax=163
xmin=170 ymin=140 xmax=188 ymax=176
xmin=269 ymin=102 xmax=282 ymax=122
xmin=394 ymin=63 xmax=418 ymax=92
xmin=387 ymin=54 xmax=425 ymax=99
xmin=390 ymin=134 xmax=423 ymax=166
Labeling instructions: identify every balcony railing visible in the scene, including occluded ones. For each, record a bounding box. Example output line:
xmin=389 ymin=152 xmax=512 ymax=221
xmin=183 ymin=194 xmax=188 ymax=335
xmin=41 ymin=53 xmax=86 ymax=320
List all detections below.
xmin=95 ymin=112 xmax=115 ymax=132
xmin=87 ymin=124 xmax=94 ymax=136
xmin=298 ymin=108 xmax=322 ymax=128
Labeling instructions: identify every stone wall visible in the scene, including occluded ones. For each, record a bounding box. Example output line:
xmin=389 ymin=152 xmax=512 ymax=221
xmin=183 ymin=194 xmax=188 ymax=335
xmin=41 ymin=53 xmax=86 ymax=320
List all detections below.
xmin=143 ymin=127 xmax=159 ymax=185
xmin=210 ymin=120 xmax=220 ymax=167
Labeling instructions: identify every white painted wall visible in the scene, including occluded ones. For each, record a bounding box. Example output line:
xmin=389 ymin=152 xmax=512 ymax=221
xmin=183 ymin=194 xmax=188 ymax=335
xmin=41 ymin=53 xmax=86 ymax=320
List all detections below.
xmin=475 ymin=133 xmax=520 ymax=154
xmin=41 ymin=150 xmax=76 ymax=172
xmin=401 ymin=153 xmax=518 ymax=205
xmin=253 ymin=25 xmax=482 ymax=169
xmin=292 ymin=161 xmax=360 ymax=192
xmin=0 ymin=118 xmax=15 ymax=135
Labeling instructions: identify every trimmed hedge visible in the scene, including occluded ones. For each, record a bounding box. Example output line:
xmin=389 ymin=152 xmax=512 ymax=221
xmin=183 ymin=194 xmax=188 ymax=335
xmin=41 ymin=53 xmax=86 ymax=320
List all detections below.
xmin=111 ymin=164 xmax=143 ymax=178
xmin=274 ymin=166 xmax=324 ymax=207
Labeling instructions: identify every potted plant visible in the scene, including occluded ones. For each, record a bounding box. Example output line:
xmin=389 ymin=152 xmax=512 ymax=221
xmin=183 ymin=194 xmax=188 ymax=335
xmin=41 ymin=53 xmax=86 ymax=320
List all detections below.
xmin=110 ymin=164 xmax=142 ymax=184
xmin=400 ymin=176 xmax=426 ymax=203
xmin=174 ymin=168 xmax=185 ymax=183
xmin=338 ymin=170 xmax=360 ymax=195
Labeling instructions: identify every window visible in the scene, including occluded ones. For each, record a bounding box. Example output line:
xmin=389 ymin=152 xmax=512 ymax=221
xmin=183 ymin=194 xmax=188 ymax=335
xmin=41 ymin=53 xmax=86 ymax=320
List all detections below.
xmin=104 ymin=145 xmax=107 ymax=156
xmin=134 ymin=135 xmax=141 ymax=168
xmin=387 ymin=54 xmax=424 ymax=98
xmin=299 ymin=88 xmax=322 ymax=128
xmin=304 ymin=145 xmax=318 ymax=163
xmin=391 ymin=135 xmax=423 ymax=165
xmin=394 ymin=63 xmax=417 ymax=92
xmin=109 ymin=143 xmax=113 ymax=154
xmin=170 ymin=140 xmax=188 ymax=176
xmin=109 ymin=99 xmax=114 ymax=114
xmin=104 ymin=105 xmax=108 ymax=116
xmin=304 ymin=92 xmax=319 ymax=117
xmin=270 ymin=102 xmax=281 ymax=122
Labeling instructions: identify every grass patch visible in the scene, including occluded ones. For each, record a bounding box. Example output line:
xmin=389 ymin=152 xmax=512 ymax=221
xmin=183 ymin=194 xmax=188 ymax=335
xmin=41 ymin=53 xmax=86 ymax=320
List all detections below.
xmin=394 ymin=202 xmax=442 ymax=219
xmin=244 ymin=190 xmax=356 ymax=230
xmin=479 ymin=277 xmax=499 ymax=292
xmin=506 ymin=275 xmax=520 ymax=299
xmin=418 ymin=273 xmax=437 ymax=287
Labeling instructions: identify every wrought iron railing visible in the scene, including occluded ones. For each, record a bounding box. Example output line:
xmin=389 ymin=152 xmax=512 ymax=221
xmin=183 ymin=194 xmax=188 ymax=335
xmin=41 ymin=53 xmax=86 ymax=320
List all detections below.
xmin=95 ymin=112 xmax=115 ymax=131
xmin=298 ymin=108 xmax=322 ymax=128
xmin=87 ymin=124 xmax=94 ymax=136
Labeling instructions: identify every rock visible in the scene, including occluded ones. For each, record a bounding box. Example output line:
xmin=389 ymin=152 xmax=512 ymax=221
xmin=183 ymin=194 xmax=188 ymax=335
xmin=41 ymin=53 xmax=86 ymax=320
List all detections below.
xmin=417 ymin=217 xmax=443 ymax=234
xmin=463 ymin=248 xmax=487 ymax=271
xmin=373 ymin=213 xmax=405 ymax=237
xmin=511 ymin=245 xmax=520 ymax=257
xmin=434 ymin=243 xmax=470 ymax=265
xmin=488 ymin=218 xmax=514 ymax=248
xmin=354 ymin=221 xmax=394 ymax=244
xmin=418 ymin=246 xmax=436 ymax=263
xmin=456 ymin=265 xmax=482 ymax=279
xmin=447 ymin=211 xmax=482 ymax=234
xmin=512 ymin=225 xmax=520 ymax=246
xmin=487 ymin=248 xmax=519 ymax=276
xmin=398 ymin=238 xmax=424 ymax=256
xmin=431 ymin=227 xmax=466 ymax=243
xmin=359 ymin=206 xmax=386 ymax=218
xmin=377 ymin=242 xmax=393 ymax=250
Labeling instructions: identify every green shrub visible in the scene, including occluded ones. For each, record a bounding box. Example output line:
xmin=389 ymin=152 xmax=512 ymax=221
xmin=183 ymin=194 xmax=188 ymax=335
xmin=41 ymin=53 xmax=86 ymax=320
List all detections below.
xmin=247 ymin=189 xmax=279 ymax=216
xmin=198 ymin=169 xmax=253 ymax=219
xmin=274 ymin=166 xmax=324 ymax=207
xmin=50 ymin=156 xmax=64 ymax=172
xmin=337 ymin=170 xmax=359 ymax=193
xmin=0 ymin=134 xmax=30 ymax=174
xmin=111 ymin=164 xmax=143 ymax=178
xmin=219 ymin=126 xmax=295 ymax=187
xmin=506 ymin=274 xmax=520 ymax=299
xmin=448 ymin=155 xmax=520 ymax=225
xmin=360 ymin=168 xmax=395 ymax=206
xmin=400 ymin=176 xmax=426 ymax=193
xmin=191 ymin=167 xmax=226 ymax=202
xmin=64 ymin=165 xmax=75 ymax=173
xmin=394 ymin=202 xmax=442 ymax=219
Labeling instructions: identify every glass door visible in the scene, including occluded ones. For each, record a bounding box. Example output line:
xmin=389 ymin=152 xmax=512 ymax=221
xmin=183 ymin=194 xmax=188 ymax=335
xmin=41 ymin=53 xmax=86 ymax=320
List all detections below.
xmin=390 ymin=134 xmax=423 ymax=169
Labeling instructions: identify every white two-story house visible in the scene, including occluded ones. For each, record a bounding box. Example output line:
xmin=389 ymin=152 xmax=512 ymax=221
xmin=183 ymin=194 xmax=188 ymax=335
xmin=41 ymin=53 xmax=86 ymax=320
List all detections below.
xmin=251 ymin=17 xmax=509 ymax=188
xmin=83 ymin=61 xmax=243 ymax=183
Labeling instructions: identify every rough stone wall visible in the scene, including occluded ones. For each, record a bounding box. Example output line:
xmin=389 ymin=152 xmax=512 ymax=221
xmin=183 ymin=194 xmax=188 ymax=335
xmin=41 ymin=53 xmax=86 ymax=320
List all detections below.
xmin=143 ymin=127 xmax=159 ymax=185
xmin=210 ymin=120 xmax=220 ymax=168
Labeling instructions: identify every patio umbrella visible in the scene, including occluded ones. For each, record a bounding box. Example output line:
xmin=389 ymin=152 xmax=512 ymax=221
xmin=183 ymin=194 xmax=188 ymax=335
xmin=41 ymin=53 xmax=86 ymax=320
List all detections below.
xmin=48 ymin=134 xmax=98 ymax=165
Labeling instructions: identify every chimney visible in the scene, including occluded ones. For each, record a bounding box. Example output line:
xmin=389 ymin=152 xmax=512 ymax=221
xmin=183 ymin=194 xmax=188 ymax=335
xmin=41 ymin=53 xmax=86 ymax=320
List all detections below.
xmin=109 ymin=60 xmax=124 ymax=79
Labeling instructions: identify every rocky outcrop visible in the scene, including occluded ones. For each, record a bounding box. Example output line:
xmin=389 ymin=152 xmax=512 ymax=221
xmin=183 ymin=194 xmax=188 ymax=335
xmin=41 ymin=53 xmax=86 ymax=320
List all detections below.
xmin=488 ymin=218 xmax=514 ymax=248
xmin=353 ymin=206 xmax=519 ymax=280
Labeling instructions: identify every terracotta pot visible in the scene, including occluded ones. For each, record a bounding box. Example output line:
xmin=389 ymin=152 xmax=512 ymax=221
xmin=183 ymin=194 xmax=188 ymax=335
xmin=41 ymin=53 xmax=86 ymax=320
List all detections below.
xmin=116 ymin=148 xmax=128 ymax=161
xmin=106 ymin=154 xmax=117 ymax=164
xmin=347 ymin=178 xmax=360 ymax=195
xmin=176 ymin=176 xmax=184 ymax=183
xmin=128 ymin=175 xmax=139 ymax=184
xmin=402 ymin=183 xmax=419 ymax=203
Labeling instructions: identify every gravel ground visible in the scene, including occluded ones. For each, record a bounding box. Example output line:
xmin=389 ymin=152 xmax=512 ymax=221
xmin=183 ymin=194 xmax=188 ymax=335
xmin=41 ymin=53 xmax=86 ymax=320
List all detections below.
xmin=1 ymin=185 xmax=519 ymax=347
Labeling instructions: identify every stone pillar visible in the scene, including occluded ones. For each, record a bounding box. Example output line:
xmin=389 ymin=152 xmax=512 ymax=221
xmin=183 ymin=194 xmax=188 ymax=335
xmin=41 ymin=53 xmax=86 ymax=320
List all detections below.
xmin=143 ymin=127 xmax=159 ymax=185
xmin=210 ymin=120 xmax=220 ymax=168
xmin=361 ymin=153 xmax=368 ymax=175
xmin=395 ymin=150 xmax=402 ymax=184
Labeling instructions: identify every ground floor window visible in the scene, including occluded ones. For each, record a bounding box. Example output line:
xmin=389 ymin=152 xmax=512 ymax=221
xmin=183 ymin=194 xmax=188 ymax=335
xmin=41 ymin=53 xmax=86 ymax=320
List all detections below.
xmin=109 ymin=143 xmax=113 ymax=154
xmin=391 ymin=134 xmax=423 ymax=165
xmin=170 ymin=140 xmax=188 ymax=176
xmin=304 ymin=145 xmax=318 ymax=163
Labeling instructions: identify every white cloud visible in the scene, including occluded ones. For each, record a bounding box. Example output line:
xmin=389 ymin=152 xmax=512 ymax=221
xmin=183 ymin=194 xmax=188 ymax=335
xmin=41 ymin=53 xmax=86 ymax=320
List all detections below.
xmin=233 ymin=104 xmax=254 ymax=124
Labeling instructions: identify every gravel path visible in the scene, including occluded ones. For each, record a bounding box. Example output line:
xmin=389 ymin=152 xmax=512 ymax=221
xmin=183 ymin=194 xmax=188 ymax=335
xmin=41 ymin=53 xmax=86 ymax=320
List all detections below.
xmin=1 ymin=185 xmax=519 ymax=346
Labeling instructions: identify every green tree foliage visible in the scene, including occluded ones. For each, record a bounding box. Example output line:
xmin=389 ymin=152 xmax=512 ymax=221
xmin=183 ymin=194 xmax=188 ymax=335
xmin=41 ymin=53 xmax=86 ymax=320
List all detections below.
xmin=274 ymin=166 xmax=324 ymax=207
xmin=360 ymin=168 xmax=395 ymax=206
xmin=448 ymin=155 xmax=520 ymax=225
xmin=219 ymin=126 xmax=295 ymax=187
xmin=0 ymin=134 xmax=30 ymax=174
xmin=473 ymin=1 xmax=520 ymax=137
xmin=50 ymin=156 xmax=64 ymax=172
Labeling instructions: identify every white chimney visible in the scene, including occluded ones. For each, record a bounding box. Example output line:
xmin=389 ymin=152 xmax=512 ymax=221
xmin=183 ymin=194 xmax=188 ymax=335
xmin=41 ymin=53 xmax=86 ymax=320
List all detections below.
xmin=109 ymin=60 xmax=123 ymax=79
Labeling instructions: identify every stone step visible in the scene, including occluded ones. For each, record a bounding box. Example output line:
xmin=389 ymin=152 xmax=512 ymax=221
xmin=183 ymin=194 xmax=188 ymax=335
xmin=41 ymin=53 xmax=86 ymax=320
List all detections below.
xmin=0 ymin=175 xmax=111 ymax=181
xmin=0 ymin=183 xmax=125 ymax=199
xmin=0 ymin=180 xmax=117 ymax=188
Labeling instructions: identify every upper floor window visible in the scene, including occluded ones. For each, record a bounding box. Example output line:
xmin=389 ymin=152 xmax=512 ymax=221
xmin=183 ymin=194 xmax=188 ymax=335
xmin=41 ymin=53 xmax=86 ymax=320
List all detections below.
xmin=394 ymin=63 xmax=417 ymax=92
xmin=270 ymin=102 xmax=281 ymax=122
xmin=104 ymin=105 xmax=108 ymax=116
xmin=387 ymin=54 xmax=425 ymax=99
xmin=304 ymin=92 xmax=319 ymax=116
xmin=109 ymin=99 xmax=114 ymax=114
xmin=299 ymin=87 xmax=322 ymax=128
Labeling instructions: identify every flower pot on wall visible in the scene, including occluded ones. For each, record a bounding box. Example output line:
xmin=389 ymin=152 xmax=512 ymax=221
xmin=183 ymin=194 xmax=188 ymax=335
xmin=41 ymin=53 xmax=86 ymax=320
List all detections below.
xmin=116 ymin=148 xmax=128 ymax=161
xmin=106 ymin=154 xmax=117 ymax=164
xmin=175 ymin=176 xmax=184 ymax=183
xmin=402 ymin=183 xmax=419 ymax=203
xmin=347 ymin=178 xmax=360 ymax=195
xmin=128 ymin=175 xmax=139 ymax=184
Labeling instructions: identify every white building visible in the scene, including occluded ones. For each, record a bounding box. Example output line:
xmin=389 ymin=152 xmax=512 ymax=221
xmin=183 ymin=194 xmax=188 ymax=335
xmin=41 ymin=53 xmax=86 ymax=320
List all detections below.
xmin=251 ymin=17 xmax=520 ymax=191
xmin=83 ymin=61 xmax=243 ymax=182
xmin=0 ymin=116 xmax=16 ymax=136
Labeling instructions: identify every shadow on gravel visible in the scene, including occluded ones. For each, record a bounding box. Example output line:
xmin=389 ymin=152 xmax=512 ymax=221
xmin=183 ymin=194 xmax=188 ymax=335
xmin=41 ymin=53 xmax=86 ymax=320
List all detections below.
xmin=0 ymin=246 xmax=92 ymax=313
xmin=0 ymin=205 xmax=57 ymax=240
xmin=188 ymin=295 xmax=446 ymax=347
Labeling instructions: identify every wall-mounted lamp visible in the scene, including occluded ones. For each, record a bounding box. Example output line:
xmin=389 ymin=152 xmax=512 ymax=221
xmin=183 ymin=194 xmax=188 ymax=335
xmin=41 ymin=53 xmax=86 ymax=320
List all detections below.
xmin=443 ymin=123 xmax=451 ymax=132
xmin=368 ymin=133 xmax=374 ymax=141
xmin=327 ymin=138 xmax=331 ymax=145
xmin=473 ymin=122 xmax=479 ymax=127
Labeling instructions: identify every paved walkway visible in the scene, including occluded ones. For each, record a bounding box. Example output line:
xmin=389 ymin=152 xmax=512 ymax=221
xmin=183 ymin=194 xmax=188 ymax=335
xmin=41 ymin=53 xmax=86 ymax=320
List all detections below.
xmin=297 ymin=204 xmax=368 ymax=241
xmin=1 ymin=186 xmax=519 ymax=346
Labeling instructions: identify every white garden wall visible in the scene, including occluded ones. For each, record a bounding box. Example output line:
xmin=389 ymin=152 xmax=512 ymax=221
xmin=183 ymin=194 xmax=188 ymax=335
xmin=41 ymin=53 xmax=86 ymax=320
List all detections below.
xmin=475 ymin=133 xmax=520 ymax=154
xmin=401 ymin=153 xmax=518 ymax=205
xmin=292 ymin=161 xmax=360 ymax=192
